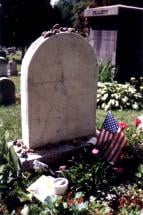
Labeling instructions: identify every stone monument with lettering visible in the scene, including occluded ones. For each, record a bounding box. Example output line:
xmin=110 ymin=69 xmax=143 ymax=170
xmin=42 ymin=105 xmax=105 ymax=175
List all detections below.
xmin=21 ymin=33 xmax=98 ymax=149
xmin=85 ymin=4 xmax=143 ymax=82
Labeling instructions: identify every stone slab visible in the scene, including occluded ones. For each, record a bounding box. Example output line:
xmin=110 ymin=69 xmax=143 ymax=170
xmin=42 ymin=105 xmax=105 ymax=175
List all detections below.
xmin=8 ymin=138 xmax=94 ymax=171
xmin=84 ymin=4 xmax=143 ymax=17
xmin=21 ymin=33 xmax=98 ymax=149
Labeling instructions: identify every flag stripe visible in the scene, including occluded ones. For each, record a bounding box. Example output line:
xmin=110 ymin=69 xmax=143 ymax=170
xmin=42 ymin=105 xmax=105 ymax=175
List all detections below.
xmin=106 ymin=133 xmax=124 ymax=162
xmin=103 ymin=131 xmax=122 ymax=159
xmin=96 ymin=129 xmax=106 ymax=147
xmin=109 ymin=137 xmax=128 ymax=164
xmin=102 ymin=133 xmax=113 ymax=151
xmin=100 ymin=131 xmax=111 ymax=148
xmin=95 ymin=111 xmax=128 ymax=164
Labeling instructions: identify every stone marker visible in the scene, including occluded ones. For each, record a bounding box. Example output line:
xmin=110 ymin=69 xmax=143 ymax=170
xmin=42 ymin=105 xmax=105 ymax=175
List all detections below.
xmin=0 ymin=77 xmax=15 ymax=105
xmin=0 ymin=57 xmax=8 ymax=77
xmin=85 ymin=4 xmax=143 ymax=82
xmin=21 ymin=33 xmax=98 ymax=149
xmin=7 ymin=59 xmax=18 ymax=76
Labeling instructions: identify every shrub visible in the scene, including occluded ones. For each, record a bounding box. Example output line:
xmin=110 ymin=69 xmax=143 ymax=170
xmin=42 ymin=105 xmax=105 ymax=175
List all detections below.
xmin=97 ymin=82 xmax=143 ymax=111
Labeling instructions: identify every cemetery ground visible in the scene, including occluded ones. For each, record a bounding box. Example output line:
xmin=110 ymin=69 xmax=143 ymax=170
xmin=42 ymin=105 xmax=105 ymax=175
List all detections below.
xmin=0 ymin=77 xmax=143 ymax=214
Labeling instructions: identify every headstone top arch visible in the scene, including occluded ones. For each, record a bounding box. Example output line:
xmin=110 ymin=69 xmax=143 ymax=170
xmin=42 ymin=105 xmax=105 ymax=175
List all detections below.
xmin=21 ymin=33 xmax=98 ymax=149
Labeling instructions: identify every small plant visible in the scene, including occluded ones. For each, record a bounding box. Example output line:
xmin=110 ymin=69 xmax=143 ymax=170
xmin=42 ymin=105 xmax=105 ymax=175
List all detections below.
xmin=98 ymin=60 xmax=117 ymax=82
xmin=130 ymin=76 xmax=143 ymax=92
xmin=59 ymin=157 xmax=111 ymax=196
xmin=135 ymin=164 xmax=143 ymax=187
xmin=125 ymin=126 xmax=143 ymax=145
xmin=118 ymin=205 xmax=142 ymax=215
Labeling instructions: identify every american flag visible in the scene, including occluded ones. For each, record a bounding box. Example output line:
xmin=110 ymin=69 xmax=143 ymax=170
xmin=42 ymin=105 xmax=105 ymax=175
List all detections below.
xmin=96 ymin=111 xmax=128 ymax=164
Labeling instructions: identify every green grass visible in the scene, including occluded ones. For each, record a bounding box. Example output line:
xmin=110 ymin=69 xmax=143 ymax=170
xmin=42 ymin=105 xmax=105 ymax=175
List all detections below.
xmin=7 ymin=52 xmax=22 ymax=62
xmin=0 ymin=77 xmax=21 ymax=141
xmin=0 ymin=102 xmax=142 ymax=142
xmin=0 ymin=104 xmax=21 ymax=141
xmin=96 ymin=109 xmax=143 ymax=129
xmin=10 ymin=76 xmax=21 ymax=94
xmin=1 ymin=76 xmax=143 ymax=142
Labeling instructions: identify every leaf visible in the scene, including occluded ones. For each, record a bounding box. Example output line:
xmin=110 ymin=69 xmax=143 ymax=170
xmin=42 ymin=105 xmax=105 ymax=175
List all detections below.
xmin=138 ymin=164 xmax=143 ymax=174
xmin=15 ymin=189 xmax=33 ymax=202
xmin=75 ymin=192 xmax=84 ymax=199
xmin=44 ymin=195 xmax=57 ymax=209
xmin=135 ymin=173 xmax=142 ymax=178
xmin=4 ymin=130 xmax=9 ymax=142
xmin=6 ymin=142 xmax=21 ymax=173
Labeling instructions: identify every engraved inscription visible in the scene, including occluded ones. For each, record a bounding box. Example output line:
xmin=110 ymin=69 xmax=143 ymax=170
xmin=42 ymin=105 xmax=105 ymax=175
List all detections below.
xmin=93 ymin=9 xmax=108 ymax=16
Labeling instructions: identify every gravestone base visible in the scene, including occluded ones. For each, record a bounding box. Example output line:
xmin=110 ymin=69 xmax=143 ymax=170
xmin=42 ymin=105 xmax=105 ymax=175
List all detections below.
xmin=7 ymin=137 xmax=95 ymax=171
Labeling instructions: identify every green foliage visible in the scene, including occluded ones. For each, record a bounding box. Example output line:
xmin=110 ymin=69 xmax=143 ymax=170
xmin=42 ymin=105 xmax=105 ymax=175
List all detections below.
xmin=97 ymin=82 xmax=143 ymax=111
xmin=0 ymin=105 xmax=21 ymax=141
xmin=0 ymin=76 xmax=142 ymax=214
xmin=60 ymin=157 xmax=111 ymax=195
xmin=89 ymin=201 xmax=112 ymax=214
xmin=55 ymin=0 xmax=93 ymax=28
xmin=135 ymin=164 xmax=143 ymax=187
xmin=118 ymin=205 xmax=142 ymax=215
xmin=98 ymin=60 xmax=117 ymax=82
xmin=55 ymin=0 xmax=74 ymax=26
xmin=125 ymin=127 xmax=143 ymax=145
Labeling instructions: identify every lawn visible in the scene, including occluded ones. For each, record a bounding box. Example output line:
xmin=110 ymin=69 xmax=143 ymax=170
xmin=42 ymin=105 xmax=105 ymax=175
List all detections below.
xmin=1 ymin=75 xmax=143 ymax=141
xmin=0 ymin=76 xmax=143 ymax=214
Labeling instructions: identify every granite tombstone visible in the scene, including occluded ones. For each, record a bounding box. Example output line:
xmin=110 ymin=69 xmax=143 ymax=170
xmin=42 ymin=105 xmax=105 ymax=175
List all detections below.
xmin=85 ymin=4 xmax=143 ymax=82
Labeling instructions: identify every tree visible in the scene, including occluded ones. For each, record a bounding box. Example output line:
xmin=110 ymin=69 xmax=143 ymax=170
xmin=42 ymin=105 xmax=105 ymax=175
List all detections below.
xmin=0 ymin=0 xmax=62 ymax=47
xmin=55 ymin=0 xmax=143 ymax=34
xmin=55 ymin=0 xmax=74 ymax=26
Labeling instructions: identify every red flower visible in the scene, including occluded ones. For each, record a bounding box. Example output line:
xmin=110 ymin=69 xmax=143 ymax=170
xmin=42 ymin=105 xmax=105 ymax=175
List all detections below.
xmin=134 ymin=118 xmax=142 ymax=127
xmin=118 ymin=122 xmax=128 ymax=130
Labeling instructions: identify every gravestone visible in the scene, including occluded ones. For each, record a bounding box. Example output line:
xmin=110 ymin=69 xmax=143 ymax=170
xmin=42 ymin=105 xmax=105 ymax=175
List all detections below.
xmin=85 ymin=4 xmax=143 ymax=82
xmin=21 ymin=33 xmax=98 ymax=149
xmin=0 ymin=57 xmax=8 ymax=77
xmin=0 ymin=77 xmax=15 ymax=105
xmin=7 ymin=59 xmax=18 ymax=76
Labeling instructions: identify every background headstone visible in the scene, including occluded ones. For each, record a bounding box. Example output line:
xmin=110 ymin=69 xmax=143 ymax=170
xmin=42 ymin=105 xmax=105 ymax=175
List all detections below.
xmin=0 ymin=49 xmax=7 ymax=58
xmin=7 ymin=59 xmax=18 ymax=76
xmin=0 ymin=77 xmax=16 ymax=105
xmin=0 ymin=57 xmax=8 ymax=77
xmin=21 ymin=33 xmax=98 ymax=149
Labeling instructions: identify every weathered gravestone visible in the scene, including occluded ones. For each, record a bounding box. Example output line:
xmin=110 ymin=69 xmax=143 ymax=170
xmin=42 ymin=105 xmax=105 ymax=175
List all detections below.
xmin=0 ymin=77 xmax=15 ymax=105
xmin=85 ymin=4 xmax=143 ymax=82
xmin=7 ymin=59 xmax=18 ymax=76
xmin=0 ymin=57 xmax=8 ymax=77
xmin=21 ymin=33 xmax=98 ymax=149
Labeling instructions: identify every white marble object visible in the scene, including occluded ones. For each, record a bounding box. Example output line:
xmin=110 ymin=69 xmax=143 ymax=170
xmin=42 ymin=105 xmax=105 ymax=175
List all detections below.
xmin=21 ymin=33 xmax=98 ymax=149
